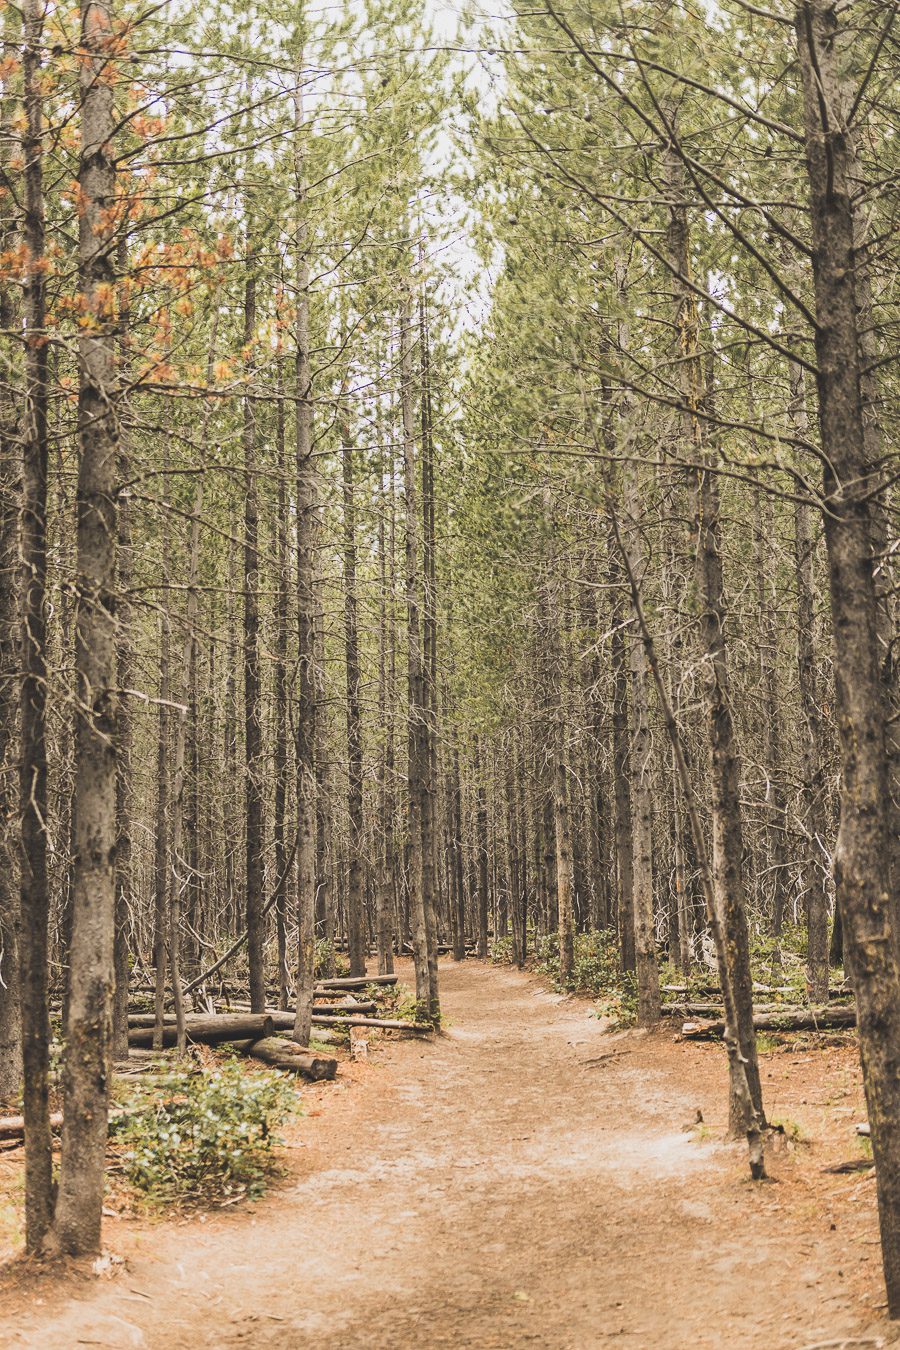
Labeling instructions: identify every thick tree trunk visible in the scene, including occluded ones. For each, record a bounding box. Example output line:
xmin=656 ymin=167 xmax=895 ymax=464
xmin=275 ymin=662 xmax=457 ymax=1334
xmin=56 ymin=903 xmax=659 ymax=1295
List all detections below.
xmin=52 ymin=0 xmax=120 ymax=1253
xmin=129 ymin=1014 xmax=275 ymax=1049
xmin=796 ymin=0 xmax=900 ymax=1313
xmin=236 ymin=1037 xmax=336 ymax=1080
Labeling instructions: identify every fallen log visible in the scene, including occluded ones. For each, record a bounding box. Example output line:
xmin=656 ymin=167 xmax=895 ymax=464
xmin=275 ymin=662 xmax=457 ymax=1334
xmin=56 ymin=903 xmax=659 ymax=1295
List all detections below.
xmin=311 ymin=1013 xmax=432 ymax=1033
xmin=311 ymin=1001 xmax=377 ymax=1015
xmin=681 ymin=1005 xmax=857 ymax=1041
xmin=128 ymin=1013 xmax=274 ymax=1049
xmin=663 ymin=983 xmax=853 ymax=999
xmin=174 ymin=999 xmax=380 ymax=1015
xmin=663 ymin=1000 xmax=823 ymax=1019
xmin=127 ymin=1011 xmax=346 ymax=1043
xmin=232 ymin=1037 xmax=337 ymax=1081
xmin=661 ymin=1002 xmax=729 ymax=1018
xmin=316 ymin=974 xmax=399 ymax=991
xmin=0 ymin=1106 xmax=133 ymax=1141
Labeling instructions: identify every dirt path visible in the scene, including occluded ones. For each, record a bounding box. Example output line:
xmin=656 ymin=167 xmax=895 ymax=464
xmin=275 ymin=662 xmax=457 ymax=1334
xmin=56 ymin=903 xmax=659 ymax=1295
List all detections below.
xmin=1 ymin=961 xmax=891 ymax=1349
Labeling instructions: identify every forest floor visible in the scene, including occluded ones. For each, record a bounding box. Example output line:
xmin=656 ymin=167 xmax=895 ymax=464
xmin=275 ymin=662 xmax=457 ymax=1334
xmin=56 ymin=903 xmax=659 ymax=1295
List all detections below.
xmin=0 ymin=957 xmax=895 ymax=1349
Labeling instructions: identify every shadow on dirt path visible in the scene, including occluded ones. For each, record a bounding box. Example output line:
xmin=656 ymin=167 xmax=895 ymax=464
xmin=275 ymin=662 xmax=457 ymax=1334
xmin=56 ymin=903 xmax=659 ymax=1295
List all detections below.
xmin=0 ymin=960 xmax=890 ymax=1349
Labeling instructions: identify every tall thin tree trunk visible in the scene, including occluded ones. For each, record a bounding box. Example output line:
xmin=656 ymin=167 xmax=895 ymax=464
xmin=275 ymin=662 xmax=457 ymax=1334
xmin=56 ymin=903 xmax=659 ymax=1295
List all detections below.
xmin=152 ymin=615 xmax=170 ymax=1050
xmin=609 ymin=513 xmax=635 ymax=972
xmin=615 ymin=512 xmax=766 ymax=1180
xmin=19 ymin=0 xmax=53 ymax=1252
xmin=789 ymin=365 xmax=829 ymax=998
xmin=223 ymin=539 xmax=239 ymax=935
xmin=663 ymin=122 xmax=761 ymax=1132
xmin=168 ymin=324 xmax=218 ymax=1050
xmin=401 ymin=290 xmax=439 ymax=1021
xmin=0 ymin=66 xmax=22 ymax=1100
xmin=53 ymin=0 xmax=120 ymax=1252
xmin=112 ymin=476 xmax=132 ymax=1061
xmin=273 ymin=355 xmax=291 ymax=1009
xmin=375 ymin=426 xmax=395 ymax=975
xmin=340 ymin=394 xmax=366 ymax=977
xmin=753 ymin=483 xmax=790 ymax=954
xmin=292 ymin=77 xmax=318 ymax=1046
xmin=544 ymin=505 xmax=575 ymax=985
xmin=623 ymin=460 xmax=660 ymax=1026
xmin=694 ymin=453 xmax=763 ymax=1130
xmin=242 ymin=246 xmax=265 ymax=1015
xmin=474 ymin=741 xmax=489 ymax=960
xmin=796 ymin=0 xmax=900 ymax=1311
xmin=111 ymin=235 xmax=131 ymax=1062
xmin=450 ymin=744 xmax=467 ymax=960
xmin=419 ymin=280 xmax=440 ymax=1001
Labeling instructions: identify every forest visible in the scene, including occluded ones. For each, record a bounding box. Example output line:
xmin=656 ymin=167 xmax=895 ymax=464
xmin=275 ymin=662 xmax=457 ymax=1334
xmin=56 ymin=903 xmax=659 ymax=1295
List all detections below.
xmin=0 ymin=0 xmax=898 ymax=1343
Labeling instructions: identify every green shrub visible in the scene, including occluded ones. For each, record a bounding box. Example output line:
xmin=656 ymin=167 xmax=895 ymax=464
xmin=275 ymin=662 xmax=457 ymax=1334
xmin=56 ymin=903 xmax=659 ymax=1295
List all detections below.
xmin=117 ymin=1061 xmax=295 ymax=1207
xmin=490 ymin=935 xmax=515 ymax=965
xmin=315 ymin=938 xmax=347 ymax=978
xmin=533 ymin=930 xmax=638 ymax=1025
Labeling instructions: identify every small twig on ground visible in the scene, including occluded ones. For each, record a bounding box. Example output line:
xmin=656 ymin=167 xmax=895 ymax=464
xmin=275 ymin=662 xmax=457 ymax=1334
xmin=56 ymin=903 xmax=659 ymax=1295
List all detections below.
xmin=579 ymin=1050 xmax=630 ymax=1068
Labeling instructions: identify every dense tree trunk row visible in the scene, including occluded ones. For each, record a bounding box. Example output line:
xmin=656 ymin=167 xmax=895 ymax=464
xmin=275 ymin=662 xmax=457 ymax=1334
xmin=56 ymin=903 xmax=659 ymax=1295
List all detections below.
xmin=0 ymin=0 xmax=897 ymax=1311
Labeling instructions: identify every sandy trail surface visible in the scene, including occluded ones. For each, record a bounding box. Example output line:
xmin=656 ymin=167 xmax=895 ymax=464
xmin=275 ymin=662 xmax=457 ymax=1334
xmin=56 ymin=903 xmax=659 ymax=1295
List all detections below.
xmin=1 ymin=960 xmax=890 ymax=1349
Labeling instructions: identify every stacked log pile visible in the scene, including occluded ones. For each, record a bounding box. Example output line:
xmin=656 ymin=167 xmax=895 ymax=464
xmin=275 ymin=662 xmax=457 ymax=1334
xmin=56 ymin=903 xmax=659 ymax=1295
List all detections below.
xmin=120 ymin=972 xmax=431 ymax=1081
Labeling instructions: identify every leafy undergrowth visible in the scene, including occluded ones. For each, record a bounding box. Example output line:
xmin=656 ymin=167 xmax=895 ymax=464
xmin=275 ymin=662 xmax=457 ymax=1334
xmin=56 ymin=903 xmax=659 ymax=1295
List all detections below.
xmin=490 ymin=920 xmax=847 ymax=1031
xmin=111 ymin=1059 xmax=296 ymax=1211
xmin=492 ymin=932 xmax=639 ymax=1026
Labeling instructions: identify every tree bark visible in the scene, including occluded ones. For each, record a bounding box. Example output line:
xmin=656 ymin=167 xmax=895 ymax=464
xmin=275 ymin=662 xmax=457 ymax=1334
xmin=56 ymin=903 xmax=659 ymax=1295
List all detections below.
xmin=52 ymin=0 xmax=120 ymax=1253
xmin=292 ymin=77 xmax=318 ymax=1047
xmin=273 ymin=353 xmax=291 ymax=1009
xmin=340 ymin=391 xmax=366 ymax=977
xmin=544 ymin=505 xmax=575 ymax=985
xmin=474 ymin=741 xmax=490 ymax=960
xmin=663 ymin=122 xmax=761 ymax=1132
xmin=796 ymin=0 xmax=900 ymax=1313
xmin=753 ymin=482 xmax=790 ymax=953
xmin=19 ymin=0 xmax=53 ymax=1252
xmin=609 ymin=509 xmax=635 ymax=973
xmin=789 ymin=365 xmax=829 ymax=1000
xmin=242 ymin=246 xmax=265 ymax=1015
xmin=375 ymin=418 xmax=395 ymax=974
xmin=401 ymin=288 xmax=439 ymax=1021
xmin=0 ymin=70 xmax=22 ymax=1100
xmin=623 ymin=461 xmax=660 ymax=1026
